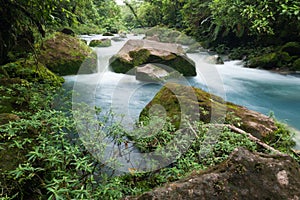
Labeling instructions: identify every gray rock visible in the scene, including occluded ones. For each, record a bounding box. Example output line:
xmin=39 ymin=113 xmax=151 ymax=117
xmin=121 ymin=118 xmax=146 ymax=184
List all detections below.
xmin=136 ymin=64 xmax=169 ymax=82
xmin=126 ymin=147 xmax=300 ymax=200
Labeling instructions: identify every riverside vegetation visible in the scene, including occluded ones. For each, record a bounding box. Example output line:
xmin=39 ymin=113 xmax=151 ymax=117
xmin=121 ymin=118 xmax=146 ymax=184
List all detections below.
xmin=0 ymin=32 xmax=299 ymax=199
xmin=1 ymin=0 xmax=300 ymax=199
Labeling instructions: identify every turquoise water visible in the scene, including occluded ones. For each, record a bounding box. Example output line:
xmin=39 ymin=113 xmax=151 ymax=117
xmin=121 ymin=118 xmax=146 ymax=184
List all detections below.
xmin=65 ymin=34 xmax=300 ymax=150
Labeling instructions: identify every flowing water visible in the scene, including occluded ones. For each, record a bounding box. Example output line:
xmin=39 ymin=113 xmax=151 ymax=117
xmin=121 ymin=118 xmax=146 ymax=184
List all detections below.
xmin=64 ymin=34 xmax=300 ymax=169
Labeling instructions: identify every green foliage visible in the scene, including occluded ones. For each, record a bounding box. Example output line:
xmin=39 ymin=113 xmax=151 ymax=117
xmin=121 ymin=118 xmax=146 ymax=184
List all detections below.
xmin=0 ymin=58 xmax=64 ymax=86
xmin=1 ymin=78 xmax=298 ymax=199
xmin=263 ymin=121 xmax=296 ymax=154
xmin=0 ymin=80 xmax=60 ymax=114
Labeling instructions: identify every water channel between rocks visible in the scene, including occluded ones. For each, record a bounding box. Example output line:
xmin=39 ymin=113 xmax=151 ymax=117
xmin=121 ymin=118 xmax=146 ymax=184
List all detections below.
xmin=63 ymin=34 xmax=300 ymax=173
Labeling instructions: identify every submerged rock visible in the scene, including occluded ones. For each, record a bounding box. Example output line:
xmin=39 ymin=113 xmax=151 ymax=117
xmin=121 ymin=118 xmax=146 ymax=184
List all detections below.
xmin=140 ymin=83 xmax=277 ymax=139
xmin=205 ymin=55 xmax=224 ymax=64
xmin=109 ymin=39 xmax=196 ymax=76
xmin=39 ymin=32 xmax=96 ymax=76
xmin=127 ymin=147 xmax=300 ymax=200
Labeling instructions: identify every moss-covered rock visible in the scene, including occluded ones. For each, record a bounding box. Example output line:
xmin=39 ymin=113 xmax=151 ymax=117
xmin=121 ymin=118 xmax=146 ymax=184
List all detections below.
xmin=281 ymin=42 xmax=300 ymax=56
xmin=39 ymin=32 xmax=96 ymax=76
xmin=0 ymin=59 xmax=64 ymax=86
xmin=140 ymin=83 xmax=277 ymax=139
xmin=247 ymin=52 xmax=278 ymax=69
xmin=127 ymin=148 xmax=300 ymax=200
xmin=109 ymin=39 xmax=196 ymax=76
xmin=292 ymin=58 xmax=300 ymax=71
xmin=89 ymin=38 xmax=111 ymax=47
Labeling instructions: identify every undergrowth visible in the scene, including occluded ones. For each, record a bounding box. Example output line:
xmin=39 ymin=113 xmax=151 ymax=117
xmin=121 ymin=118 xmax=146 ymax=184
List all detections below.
xmin=0 ymin=81 xmax=298 ymax=200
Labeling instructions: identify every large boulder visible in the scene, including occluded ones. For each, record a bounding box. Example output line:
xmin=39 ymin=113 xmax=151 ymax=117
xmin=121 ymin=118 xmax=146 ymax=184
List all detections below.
xmin=127 ymin=147 xmax=300 ymax=200
xmin=109 ymin=39 xmax=196 ymax=76
xmin=140 ymin=83 xmax=277 ymax=139
xmin=281 ymin=42 xmax=300 ymax=56
xmin=39 ymin=32 xmax=96 ymax=76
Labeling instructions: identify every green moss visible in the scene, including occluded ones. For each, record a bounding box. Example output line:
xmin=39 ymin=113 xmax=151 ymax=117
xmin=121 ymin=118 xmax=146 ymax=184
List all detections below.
xmin=292 ymin=58 xmax=300 ymax=71
xmin=247 ymin=52 xmax=278 ymax=69
xmin=39 ymin=32 xmax=95 ymax=76
xmin=0 ymin=59 xmax=64 ymax=86
xmin=109 ymin=56 xmax=135 ymax=74
xmin=281 ymin=42 xmax=300 ymax=56
xmin=129 ymin=49 xmax=151 ymax=66
xmin=140 ymin=83 xmax=276 ymax=139
xmin=89 ymin=39 xmax=111 ymax=47
xmin=110 ymin=48 xmax=196 ymax=76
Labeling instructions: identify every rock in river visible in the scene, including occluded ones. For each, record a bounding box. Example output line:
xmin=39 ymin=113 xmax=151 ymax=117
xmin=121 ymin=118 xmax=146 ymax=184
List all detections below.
xmin=109 ymin=39 xmax=196 ymax=76
xmin=140 ymin=83 xmax=277 ymax=139
xmin=136 ymin=64 xmax=170 ymax=82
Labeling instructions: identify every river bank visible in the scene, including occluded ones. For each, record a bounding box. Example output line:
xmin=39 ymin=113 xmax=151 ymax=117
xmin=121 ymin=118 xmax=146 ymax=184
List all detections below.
xmin=0 ymin=32 xmax=299 ymax=199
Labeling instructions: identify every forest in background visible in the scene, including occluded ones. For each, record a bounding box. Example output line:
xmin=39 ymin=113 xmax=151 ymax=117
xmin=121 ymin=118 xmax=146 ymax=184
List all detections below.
xmin=1 ymin=0 xmax=299 ymax=69
xmin=0 ymin=0 xmax=300 ymax=199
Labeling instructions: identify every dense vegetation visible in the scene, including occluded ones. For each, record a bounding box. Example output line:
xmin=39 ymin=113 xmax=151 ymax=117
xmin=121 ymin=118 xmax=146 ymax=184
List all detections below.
xmin=0 ymin=0 xmax=299 ymax=199
xmin=0 ymin=0 xmax=122 ymax=65
xmin=122 ymin=0 xmax=300 ymax=70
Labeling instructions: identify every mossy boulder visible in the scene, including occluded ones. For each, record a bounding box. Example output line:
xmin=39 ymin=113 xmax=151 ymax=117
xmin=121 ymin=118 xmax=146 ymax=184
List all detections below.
xmin=89 ymin=38 xmax=111 ymax=47
xmin=140 ymin=83 xmax=277 ymax=139
xmin=0 ymin=59 xmax=64 ymax=86
xmin=281 ymin=42 xmax=300 ymax=56
xmin=247 ymin=52 xmax=278 ymax=69
xmin=39 ymin=32 xmax=96 ymax=76
xmin=127 ymin=148 xmax=300 ymax=200
xmin=292 ymin=58 xmax=300 ymax=71
xmin=109 ymin=39 xmax=196 ymax=76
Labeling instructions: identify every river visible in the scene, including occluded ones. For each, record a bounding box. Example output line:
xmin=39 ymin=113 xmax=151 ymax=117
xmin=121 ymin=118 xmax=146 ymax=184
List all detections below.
xmin=64 ymin=33 xmax=300 ymax=161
